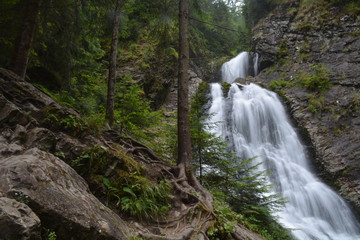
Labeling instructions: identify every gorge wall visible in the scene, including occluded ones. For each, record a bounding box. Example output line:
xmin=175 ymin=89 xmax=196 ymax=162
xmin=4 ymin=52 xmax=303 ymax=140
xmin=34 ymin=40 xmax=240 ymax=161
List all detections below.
xmin=252 ymin=0 xmax=360 ymax=212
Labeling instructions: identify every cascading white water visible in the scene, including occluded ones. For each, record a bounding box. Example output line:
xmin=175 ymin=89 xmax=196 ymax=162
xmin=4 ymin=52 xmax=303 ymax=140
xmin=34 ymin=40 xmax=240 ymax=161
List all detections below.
xmin=208 ymin=52 xmax=360 ymax=240
xmin=253 ymin=53 xmax=259 ymax=76
xmin=221 ymin=52 xmax=250 ymax=83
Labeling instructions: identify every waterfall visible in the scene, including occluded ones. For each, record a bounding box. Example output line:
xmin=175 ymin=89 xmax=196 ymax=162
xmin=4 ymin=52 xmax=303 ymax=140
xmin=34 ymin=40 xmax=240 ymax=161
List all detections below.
xmin=221 ymin=52 xmax=250 ymax=83
xmin=208 ymin=52 xmax=360 ymax=240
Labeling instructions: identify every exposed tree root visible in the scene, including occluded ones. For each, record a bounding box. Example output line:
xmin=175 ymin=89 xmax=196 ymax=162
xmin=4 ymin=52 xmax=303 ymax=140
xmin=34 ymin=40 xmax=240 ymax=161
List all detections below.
xmin=102 ymin=130 xmax=219 ymax=240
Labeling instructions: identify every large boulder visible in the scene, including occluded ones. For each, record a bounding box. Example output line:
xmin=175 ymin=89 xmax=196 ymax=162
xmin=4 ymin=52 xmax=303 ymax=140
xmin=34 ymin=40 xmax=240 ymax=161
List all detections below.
xmin=0 ymin=148 xmax=129 ymax=240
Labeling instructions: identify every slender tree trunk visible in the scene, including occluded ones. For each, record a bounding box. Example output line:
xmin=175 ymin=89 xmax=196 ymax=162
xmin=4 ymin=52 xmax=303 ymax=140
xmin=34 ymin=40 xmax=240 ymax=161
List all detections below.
xmin=177 ymin=0 xmax=192 ymax=169
xmin=106 ymin=0 xmax=123 ymax=127
xmin=177 ymin=2 xmax=213 ymax=212
xmin=8 ymin=0 xmax=42 ymax=80
xmin=177 ymin=0 xmax=203 ymax=190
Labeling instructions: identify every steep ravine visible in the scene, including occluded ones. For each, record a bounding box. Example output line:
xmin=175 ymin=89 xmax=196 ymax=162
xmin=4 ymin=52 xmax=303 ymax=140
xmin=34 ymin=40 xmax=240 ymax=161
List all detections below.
xmin=252 ymin=0 xmax=360 ymax=213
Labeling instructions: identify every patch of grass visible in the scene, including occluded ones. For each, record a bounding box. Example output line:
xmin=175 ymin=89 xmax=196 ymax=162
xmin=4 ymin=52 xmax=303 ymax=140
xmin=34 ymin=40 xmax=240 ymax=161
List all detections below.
xmin=296 ymin=20 xmax=317 ymax=31
xmin=268 ymin=78 xmax=294 ymax=91
xmin=299 ymin=53 xmax=310 ymax=62
xmin=307 ymin=93 xmax=325 ymax=114
xmin=278 ymin=40 xmax=289 ymax=59
xmin=296 ymin=64 xmax=332 ymax=92
xmin=299 ymin=41 xmax=311 ymax=53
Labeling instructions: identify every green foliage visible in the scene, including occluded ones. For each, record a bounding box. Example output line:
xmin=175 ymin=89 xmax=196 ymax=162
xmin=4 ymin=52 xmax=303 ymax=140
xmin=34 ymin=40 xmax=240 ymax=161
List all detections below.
xmin=43 ymin=108 xmax=87 ymax=135
xmin=102 ymin=176 xmax=172 ymax=221
xmin=113 ymin=74 xmax=161 ymax=135
xmin=70 ymin=144 xmax=108 ymax=173
xmin=278 ymin=40 xmax=289 ymax=59
xmin=221 ymin=82 xmax=231 ymax=96
xmin=296 ymin=20 xmax=317 ymax=31
xmin=47 ymin=231 xmax=57 ymax=240
xmin=190 ymin=0 xmax=250 ymax=56
xmin=329 ymin=0 xmax=360 ymax=14
xmin=296 ymin=64 xmax=332 ymax=92
xmin=307 ymin=93 xmax=325 ymax=113
xmin=207 ymin=197 xmax=241 ymax=239
xmin=268 ymin=78 xmax=294 ymax=91
xmin=242 ymin=0 xmax=283 ymax=28
xmin=344 ymin=1 xmax=360 ymax=14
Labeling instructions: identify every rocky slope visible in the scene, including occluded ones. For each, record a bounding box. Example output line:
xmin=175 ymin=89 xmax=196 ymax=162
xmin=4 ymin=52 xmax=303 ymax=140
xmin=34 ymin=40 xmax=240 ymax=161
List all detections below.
xmin=252 ymin=0 xmax=360 ymax=212
xmin=0 ymin=68 xmax=264 ymax=240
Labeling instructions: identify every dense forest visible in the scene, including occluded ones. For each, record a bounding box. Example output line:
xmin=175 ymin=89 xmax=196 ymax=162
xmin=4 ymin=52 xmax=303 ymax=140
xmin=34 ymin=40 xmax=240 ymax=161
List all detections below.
xmin=1 ymin=0 xmax=360 ymax=239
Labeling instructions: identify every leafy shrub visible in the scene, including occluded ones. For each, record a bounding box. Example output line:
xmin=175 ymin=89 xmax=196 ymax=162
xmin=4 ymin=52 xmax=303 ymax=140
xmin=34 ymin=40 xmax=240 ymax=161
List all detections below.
xmin=47 ymin=231 xmax=57 ymax=240
xmin=207 ymin=196 xmax=241 ymax=239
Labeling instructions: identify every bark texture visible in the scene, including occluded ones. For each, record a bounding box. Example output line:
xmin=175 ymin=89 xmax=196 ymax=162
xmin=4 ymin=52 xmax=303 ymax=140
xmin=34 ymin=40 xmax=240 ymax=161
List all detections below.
xmin=106 ymin=0 xmax=123 ymax=127
xmin=177 ymin=0 xmax=192 ymax=171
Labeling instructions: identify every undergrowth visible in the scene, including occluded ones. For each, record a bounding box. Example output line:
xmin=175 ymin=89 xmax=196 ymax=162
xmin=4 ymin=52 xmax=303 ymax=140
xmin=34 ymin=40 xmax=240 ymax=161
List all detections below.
xmin=102 ymin=176 xmax=171 ymax=221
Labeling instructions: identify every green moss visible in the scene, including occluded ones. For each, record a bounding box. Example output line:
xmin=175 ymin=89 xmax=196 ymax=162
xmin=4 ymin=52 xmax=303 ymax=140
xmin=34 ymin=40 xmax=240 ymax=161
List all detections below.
xmin=221 ymin=82 xmax=231 ymax=97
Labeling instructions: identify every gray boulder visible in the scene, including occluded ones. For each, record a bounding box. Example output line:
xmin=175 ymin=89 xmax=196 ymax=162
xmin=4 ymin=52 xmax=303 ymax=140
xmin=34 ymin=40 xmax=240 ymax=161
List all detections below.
xmin=0 ymin=197 xmax=41 ymax=240
xmin=0 ymin=148 xmax=129 ymax=240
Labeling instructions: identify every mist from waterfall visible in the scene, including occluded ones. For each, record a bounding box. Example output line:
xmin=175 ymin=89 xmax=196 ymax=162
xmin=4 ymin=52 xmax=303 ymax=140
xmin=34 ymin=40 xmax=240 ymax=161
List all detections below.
xmin=208 ymin=52 xmax=360 ymax=240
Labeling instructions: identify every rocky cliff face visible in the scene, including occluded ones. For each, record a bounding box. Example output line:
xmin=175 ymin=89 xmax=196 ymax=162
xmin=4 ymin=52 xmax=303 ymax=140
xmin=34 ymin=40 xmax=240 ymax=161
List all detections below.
xmin=252 ymin=0 xmax=360 ymax=212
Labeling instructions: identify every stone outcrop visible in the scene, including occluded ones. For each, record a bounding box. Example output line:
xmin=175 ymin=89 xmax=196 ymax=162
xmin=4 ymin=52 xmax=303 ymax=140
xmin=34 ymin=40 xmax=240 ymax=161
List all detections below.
xmin=0 ymin=147 xmax=128 ymax=240
xmin=0 ymin=197 xmax=41 ymax=240
xmin=0 ymin=68 xmax=129 ymax=239
xmin=252 ymin=0 xmax=360 ymax=211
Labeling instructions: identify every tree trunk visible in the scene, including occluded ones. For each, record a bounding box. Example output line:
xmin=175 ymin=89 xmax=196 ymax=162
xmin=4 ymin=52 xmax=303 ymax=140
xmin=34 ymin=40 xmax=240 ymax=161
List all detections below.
xmin=106 ymin=0 xmax=123 ymax=127
xmin=177 ymin=1 xmax=213 ymax=212
xmin=177 ymin=0 xmax=204 ymax=191
xmin=177 ymin=0 xmax=192 ymax=170
xmin=8 ymin=0 xmax=42 ymax=80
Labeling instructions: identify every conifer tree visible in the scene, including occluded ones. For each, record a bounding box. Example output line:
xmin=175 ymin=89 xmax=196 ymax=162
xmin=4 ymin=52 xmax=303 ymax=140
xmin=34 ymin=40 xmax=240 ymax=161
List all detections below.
xmin=8 ymin=0 xmax=42 ymax=79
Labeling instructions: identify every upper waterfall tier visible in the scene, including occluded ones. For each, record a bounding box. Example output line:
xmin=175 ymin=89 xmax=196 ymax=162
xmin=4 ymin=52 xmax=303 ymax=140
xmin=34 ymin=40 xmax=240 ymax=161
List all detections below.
xmin=221 ymin=52 xmax=259 ymax=83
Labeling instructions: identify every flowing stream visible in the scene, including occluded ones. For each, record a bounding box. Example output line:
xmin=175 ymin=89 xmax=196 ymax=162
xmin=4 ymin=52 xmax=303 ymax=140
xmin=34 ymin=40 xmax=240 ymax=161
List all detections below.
xmin=208 ymin=52 xmax=360 ymax=240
